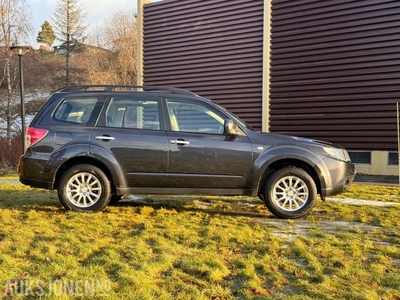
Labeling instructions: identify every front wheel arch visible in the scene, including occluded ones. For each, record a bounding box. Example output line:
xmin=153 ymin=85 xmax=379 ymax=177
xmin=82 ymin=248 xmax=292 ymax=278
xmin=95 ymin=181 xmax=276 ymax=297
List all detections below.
xmin=257 ymin=159 xmax=323 ymax=200
xmin=263 ymin=166 xmax=317 ymax=219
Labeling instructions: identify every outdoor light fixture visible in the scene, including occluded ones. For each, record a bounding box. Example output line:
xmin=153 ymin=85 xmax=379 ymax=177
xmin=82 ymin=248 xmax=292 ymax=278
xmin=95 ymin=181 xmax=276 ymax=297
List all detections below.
xmin=9 ymin=45 xmax=31 ymax=154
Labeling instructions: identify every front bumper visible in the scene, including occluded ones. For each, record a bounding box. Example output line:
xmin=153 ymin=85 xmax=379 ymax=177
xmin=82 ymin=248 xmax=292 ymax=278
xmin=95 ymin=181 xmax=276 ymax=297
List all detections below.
xmin=320 ymin=158 xmax=356 ymax=199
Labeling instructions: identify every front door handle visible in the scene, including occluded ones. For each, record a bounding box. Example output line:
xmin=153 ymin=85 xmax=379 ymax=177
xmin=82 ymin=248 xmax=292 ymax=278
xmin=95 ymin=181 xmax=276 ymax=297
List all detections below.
xmin=170 ymin=139 xmax=190 ymax=145
xmin=95 ymin=135 xmax=115 ymax=141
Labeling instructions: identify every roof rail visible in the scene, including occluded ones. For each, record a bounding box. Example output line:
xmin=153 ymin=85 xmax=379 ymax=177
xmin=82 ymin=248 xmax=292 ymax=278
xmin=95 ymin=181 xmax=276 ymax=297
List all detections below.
xmin=59 ymin=85 xmax=198 ymax=96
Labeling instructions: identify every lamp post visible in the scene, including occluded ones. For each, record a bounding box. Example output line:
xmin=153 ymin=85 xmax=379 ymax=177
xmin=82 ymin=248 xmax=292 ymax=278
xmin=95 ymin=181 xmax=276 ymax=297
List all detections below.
xmin=10 ymin=45 xmax=30 ymax=154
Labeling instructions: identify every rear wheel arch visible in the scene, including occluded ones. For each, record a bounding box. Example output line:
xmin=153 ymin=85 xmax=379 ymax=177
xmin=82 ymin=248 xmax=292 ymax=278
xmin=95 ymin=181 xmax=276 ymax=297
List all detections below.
xmin=58 ymin=164 xmax=111 ymax=211
xmin=54 ymin=157 xmax=119 ymax=195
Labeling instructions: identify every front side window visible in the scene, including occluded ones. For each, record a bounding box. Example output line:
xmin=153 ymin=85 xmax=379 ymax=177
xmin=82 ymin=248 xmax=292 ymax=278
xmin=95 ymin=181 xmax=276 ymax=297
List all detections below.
xmin=54 ymin=98 xmax=98 ymax=124
xmin=106 ymin=98 xmax=160 ymax=130
xmin=166 ymin=99 xmax=225 ymax=134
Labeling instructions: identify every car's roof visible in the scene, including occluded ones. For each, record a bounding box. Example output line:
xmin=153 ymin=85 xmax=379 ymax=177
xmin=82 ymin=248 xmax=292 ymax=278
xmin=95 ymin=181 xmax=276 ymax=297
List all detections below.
xmin=58 ymin=85 xmax=199 ymax=97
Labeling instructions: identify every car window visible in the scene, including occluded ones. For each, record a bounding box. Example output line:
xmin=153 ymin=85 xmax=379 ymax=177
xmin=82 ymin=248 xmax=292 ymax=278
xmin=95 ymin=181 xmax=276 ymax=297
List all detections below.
xmin=106 ymin=98 xmax=160 ymax=130
xmin=166 ymin=99 xmax=225 ymax=134
xmin=53 ymin=98 xmax=98 ymax=124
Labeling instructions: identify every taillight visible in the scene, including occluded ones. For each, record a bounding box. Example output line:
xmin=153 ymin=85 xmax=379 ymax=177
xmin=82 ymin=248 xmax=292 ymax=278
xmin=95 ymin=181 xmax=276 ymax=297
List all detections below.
xmin=26 ymin=127 xmax=48 ymax=147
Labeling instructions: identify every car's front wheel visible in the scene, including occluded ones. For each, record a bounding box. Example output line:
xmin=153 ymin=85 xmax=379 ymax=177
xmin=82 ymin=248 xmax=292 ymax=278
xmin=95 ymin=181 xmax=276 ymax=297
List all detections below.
xmin=264 ymin=167 xmax=317 ymax=219
xmin=58 ymin=164 xmax=111 ymax=212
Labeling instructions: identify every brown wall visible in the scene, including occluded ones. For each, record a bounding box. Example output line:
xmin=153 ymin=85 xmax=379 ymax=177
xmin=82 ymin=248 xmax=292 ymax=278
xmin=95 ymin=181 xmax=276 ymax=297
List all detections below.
xmin=270 ymin=0 xmax=400 ymax=150
xmin=143 ymin=0 xmax=400 ymax=151
xmin=143 ymin=0 xmax=264 ymax=130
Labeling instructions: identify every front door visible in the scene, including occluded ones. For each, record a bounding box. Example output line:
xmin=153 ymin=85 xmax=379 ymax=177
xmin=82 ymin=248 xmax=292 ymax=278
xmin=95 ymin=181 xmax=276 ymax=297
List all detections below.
xmin=165 ymin=98 xmax=253 ymax=189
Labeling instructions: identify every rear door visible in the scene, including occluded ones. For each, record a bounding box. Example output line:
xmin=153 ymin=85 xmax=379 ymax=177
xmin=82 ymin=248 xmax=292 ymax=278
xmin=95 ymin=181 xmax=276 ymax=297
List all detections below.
xmin=90 ymin=95 xmax=168 ymax=187
xmin=165 ymin=98 xmax=254 ymax=189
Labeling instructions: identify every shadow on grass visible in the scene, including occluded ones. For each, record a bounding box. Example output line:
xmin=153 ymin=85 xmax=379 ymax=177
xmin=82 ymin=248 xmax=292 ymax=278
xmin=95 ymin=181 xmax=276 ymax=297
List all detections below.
xmin=0 ymin=182 xmax=101 ymax=213
xmin=111 ymin=196 xmax=276 ymax=219
xmin=0 ymin=187 xmax=277 ymax=219
xmin=0 ymin=188 xmax=63 ymax=212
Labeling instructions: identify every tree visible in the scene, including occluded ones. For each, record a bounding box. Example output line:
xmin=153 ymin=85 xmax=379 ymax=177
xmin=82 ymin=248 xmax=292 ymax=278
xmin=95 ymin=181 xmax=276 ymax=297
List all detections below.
xmin=51 ymin=0 xmax=87 ymax=86
xmin=0 ymin=0 xmax=32 ymax=138
xmin=75 ymin=10 xmax=137 ymax=85
xmin=103 ymin=10 xmax=137 ymax=85
xmin=36 ymin=20 xmax=56 ymax=46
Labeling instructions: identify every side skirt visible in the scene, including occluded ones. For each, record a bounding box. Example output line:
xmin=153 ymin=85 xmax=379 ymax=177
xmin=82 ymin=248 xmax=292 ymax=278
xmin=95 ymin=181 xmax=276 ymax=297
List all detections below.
xmin=116 ymin=187 xmax=257 ymax=197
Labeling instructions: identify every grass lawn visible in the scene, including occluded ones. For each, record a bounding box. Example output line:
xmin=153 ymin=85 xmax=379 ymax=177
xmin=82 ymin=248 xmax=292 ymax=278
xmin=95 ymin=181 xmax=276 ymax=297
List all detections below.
xmin=0 ymin=176 xmax=399 ymax=299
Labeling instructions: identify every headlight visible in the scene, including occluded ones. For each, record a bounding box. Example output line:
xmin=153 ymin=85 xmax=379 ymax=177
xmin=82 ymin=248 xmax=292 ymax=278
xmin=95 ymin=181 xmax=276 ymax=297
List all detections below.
xmin=323 ymin=147 xmax=351 ymax=162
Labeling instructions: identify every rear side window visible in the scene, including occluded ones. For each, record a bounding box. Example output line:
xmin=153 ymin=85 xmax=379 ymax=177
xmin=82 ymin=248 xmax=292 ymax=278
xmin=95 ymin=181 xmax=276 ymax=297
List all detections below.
xmin=106 ymin=98 xmax=160 ymax=130
xmin=54 ymin=98 xmax=98 ymax=124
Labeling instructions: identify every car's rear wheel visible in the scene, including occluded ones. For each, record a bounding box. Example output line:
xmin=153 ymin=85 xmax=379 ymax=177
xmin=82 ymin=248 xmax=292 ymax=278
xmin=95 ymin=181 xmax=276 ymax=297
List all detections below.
xmin=264 ymin=167 xmax=317 ymax=219
xmin=58 ymin=164 xmax=111 ymax=212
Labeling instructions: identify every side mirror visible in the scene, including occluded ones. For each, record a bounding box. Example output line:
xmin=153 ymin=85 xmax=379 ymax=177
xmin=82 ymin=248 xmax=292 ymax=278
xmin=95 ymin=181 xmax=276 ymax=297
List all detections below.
xmin=224 ymin=119 xmax=238 ymax=135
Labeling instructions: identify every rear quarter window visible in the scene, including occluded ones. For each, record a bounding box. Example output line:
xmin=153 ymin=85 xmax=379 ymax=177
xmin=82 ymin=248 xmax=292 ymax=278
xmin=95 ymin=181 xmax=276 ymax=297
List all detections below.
xmin=53 ymin=98 xmax=98 ymax=124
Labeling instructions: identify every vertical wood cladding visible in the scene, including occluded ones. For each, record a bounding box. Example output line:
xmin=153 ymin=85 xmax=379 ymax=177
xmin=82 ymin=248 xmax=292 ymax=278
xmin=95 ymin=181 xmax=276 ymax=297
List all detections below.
xmin=143 ymin=0 xmax=264 ymax=130
xmin=270 ymin=0 xmax=400 ymax=150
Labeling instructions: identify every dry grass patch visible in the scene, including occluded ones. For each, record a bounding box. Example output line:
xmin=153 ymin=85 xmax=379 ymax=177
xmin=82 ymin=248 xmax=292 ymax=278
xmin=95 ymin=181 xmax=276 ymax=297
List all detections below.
xmin=0 ymin=177 xmax=399 ymax=299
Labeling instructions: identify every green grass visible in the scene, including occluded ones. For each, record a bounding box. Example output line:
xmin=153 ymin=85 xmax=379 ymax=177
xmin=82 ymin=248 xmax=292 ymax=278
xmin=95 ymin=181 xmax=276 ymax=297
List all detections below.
xmin=40 ymin=51 xmax=65 ymax=61
xmin=332 ymin=183 xmax=400 ymax=202
xmin=0 ymin=178 xmax=399 ymax=299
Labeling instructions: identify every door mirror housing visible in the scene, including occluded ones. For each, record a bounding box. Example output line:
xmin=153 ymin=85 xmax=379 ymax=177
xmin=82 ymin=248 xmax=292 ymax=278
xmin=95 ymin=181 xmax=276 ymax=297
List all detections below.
xmin=224 ymin=119 xmax=238 ymax=135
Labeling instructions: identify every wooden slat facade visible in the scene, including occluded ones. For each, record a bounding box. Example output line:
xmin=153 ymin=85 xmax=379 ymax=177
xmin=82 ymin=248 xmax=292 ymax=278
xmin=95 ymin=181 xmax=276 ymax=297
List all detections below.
xmin=143 ymin=0 xmax=264 ymax=130
xmin=270 ymin=0 xmax=400 ymax=150
xmin=143 ymin=0 xmax=400 ymax=151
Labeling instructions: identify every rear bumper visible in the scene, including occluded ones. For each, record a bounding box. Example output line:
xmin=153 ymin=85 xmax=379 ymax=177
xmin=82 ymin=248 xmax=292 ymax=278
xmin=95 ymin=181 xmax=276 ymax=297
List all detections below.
xmin=19 ymin=176 xmax=53 ymax=190
xmin=18 ymin=155 xmax=54 ymax=190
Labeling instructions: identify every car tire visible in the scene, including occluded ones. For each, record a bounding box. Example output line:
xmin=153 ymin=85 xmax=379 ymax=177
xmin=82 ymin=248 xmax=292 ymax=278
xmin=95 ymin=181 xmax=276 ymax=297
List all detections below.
xmin=264 ymin=167 xmax=317 ymax=219
xmin=58 ymin=164 xmax=111 ymax=212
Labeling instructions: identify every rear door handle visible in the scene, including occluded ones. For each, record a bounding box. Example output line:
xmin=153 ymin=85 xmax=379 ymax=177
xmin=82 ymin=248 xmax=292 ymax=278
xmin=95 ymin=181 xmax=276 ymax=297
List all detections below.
xmin=95 ymin=135 xmax=115 ymax=141
xmin=170 ymin=139 xmax=190 ymax=145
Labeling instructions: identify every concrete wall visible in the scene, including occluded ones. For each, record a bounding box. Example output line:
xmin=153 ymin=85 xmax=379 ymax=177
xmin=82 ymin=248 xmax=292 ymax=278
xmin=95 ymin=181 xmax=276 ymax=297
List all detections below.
xmin=354 ymin=151 xmax=399 ymax=176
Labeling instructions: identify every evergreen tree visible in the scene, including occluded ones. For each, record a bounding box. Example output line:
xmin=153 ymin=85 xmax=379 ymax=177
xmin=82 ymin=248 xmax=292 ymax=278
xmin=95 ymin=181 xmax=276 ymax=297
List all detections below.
xmin=36 ymin=21 xmax=56 ymax=47
xmin=51 ymin=0 xmax=87 ymax=86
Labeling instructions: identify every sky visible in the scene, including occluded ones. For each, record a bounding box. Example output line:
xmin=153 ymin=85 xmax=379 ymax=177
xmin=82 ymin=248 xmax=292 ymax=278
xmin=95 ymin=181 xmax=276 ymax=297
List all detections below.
xmin=25 ymin=0 xmax=138 ymax=47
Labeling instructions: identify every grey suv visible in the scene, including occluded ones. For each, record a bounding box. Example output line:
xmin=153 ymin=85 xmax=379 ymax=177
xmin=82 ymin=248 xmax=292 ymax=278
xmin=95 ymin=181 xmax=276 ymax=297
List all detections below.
xmin=18 ymin=85 xmax=355 ymax=218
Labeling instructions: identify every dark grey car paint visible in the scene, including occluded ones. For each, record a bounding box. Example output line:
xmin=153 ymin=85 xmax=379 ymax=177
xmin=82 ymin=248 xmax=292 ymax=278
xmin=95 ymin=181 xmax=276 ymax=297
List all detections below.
xmin=19 ymin=90 xmax=355 ymax=204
